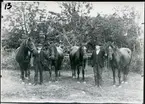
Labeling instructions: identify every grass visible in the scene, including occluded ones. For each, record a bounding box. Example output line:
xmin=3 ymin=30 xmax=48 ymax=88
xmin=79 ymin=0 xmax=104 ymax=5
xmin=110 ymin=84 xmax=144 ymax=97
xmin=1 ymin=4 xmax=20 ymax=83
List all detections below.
xmin=1 ymin=66 xmax=143 ymax=103
xmin=1 ymin=48 xmax=144 ymax=103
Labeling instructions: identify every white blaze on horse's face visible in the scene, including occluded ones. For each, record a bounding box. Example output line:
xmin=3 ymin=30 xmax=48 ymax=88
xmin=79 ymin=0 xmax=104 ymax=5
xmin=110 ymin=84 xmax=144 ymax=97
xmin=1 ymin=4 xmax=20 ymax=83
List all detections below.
xmin=83 ymin=46 xmax=87 ymax=54
xmin=56 ymin=46 xmax=63 ymax=54
xmin=28 ymin=51 xmax=31 ymax=56
xmin=37 ymin=46 xmax=42 ymax=53
xmin=96 ymin=45 xmax=100 ymax=55
xmin=108 ymin=46 xmax=113 ymax=60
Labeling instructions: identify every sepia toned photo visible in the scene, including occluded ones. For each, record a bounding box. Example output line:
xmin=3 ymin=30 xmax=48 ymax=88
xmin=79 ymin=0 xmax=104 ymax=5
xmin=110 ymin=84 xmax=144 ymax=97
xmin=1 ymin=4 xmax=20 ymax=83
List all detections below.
xmin=1 ymin=1 xmax=144 ymax=103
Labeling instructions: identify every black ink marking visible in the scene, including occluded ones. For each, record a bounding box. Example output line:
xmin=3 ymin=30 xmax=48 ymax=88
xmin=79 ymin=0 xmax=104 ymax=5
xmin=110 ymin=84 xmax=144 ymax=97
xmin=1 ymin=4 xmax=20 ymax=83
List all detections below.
xmin=5 ymin=2 xmax=12 ymax=10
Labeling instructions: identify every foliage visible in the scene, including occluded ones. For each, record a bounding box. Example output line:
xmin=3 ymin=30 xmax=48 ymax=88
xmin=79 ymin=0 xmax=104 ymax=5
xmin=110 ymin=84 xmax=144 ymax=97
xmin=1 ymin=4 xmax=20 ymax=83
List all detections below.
xmin=2 ymin=2 xmax=142 ymax=54
xmin=1 ymin=2 xmax=143 ymax=73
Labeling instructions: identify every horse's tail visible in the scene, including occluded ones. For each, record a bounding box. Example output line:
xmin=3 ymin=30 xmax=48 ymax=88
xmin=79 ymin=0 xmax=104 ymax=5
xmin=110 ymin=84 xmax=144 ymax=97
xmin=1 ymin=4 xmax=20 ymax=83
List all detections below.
xmin=129 ymin=50 xmax=133 ymax=64
xmin=15 ymin=47 xmax=20 ymax=61
xmin=128 ymin=49 xmax=133 ymax=71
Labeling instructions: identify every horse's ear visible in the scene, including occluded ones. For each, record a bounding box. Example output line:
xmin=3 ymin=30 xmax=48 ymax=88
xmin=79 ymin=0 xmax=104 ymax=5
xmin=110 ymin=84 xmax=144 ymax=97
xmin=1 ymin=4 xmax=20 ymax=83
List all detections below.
xmin=28 ymin=37 xmax=31 ymax=41
xmin=112 ymin=42 xmax=114 ymax=45
xmin=111 ymin=42 xmax=116 ymax=48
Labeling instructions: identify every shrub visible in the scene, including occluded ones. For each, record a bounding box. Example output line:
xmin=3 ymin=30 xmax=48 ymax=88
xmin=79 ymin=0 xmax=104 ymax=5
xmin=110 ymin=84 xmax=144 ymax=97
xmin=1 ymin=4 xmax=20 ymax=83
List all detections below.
xmin=1 ymin=48 xmax=19 ymax=70
xmin=130 ymin=51 xmax=144 ymax=74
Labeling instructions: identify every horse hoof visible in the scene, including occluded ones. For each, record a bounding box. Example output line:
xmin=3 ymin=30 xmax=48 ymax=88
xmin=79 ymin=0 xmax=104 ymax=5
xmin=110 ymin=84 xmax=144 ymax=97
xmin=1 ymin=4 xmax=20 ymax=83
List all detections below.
xmin=22 ymin=82 xmax=25 ymax=84
xmin=82 ymin=91 xmax=86 ymax=94
xmin=125 ymin=82 xmax=128 ymax=84
xmin=121 ymin=81 xmax=124 ymax=84
xmin=118 ymin=85 xmax=122 ymax=88
xmin=39 ymin=83 xmax=43 ymax=85
xmin=25 ymin=77 xmax=28 ymax=80
xmin=113 ymin=85 xmax=116 ymax=87
xmin=77 ymin=81 xmax=80 ymax=83
xmin=99 ymin=86 xmax=103 ymax=90
xmin=83 ymin=81 xmax=86 ymax=84
xmin=28 ymin=83 xmax=32 ymax=85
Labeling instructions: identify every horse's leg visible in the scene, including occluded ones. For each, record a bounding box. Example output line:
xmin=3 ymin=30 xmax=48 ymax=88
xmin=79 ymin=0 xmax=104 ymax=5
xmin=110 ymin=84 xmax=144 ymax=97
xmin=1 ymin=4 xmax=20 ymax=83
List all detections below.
xmin=55 ymin=64 xmax=58 ymax=82
xmin=27 ymin=67 xmax=31 ymax=85
xmin=72 ymin=64 xmax=76 ymax=78
xmin=24 ymin=66 xmax=30 ymax=81
xmin=123 ymin=66 xmax=129 ymax=83
xmin=28 ymin=67 xmax=31 ymax=82
xmin=82 ymin=66 xmax=85 ymax=82
xmin=122 ymin=67 xmax=126 ymax=83
xmin=58 ymin=59 xmax=63 ymax=78
xmin=112 ymin=67 xmax=116 ymax=86
xmin=19 ymin=64 xmax=25 ymax=82
xmin=25 ymin=69 xmax=27 ymax=77
xmin=82 ymin=60 xmax=86 ymax=82
xmin=71 ymin=66 xmax=74 ymax=78
xmin=118 ymin=68 xmax=121 ymax=86
xmin=77 ymin=65 xmax=80 ymax=81
xmin=49 ymin=63 xmax=52 ymax=82
xmin=34 ymin=65 xmax=38 ymax=85
xmin=58 ymin=70 xmax=61 ymax=77
xmin=70 ymin=57 xmax=73 ymax=78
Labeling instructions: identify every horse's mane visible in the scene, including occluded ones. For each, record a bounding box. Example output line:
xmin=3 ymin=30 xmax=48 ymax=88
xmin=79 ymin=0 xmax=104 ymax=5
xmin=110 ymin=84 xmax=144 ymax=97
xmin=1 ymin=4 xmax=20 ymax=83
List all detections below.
xmin=78 ymin=45 xmax=85 ymax=54
xmin=110 ymin=44 xmax=123 ymax=58
xmin=87 ymin=42 xmax=96 ymax=50
xmin=51 ymin=44 xmax=57 ymax=55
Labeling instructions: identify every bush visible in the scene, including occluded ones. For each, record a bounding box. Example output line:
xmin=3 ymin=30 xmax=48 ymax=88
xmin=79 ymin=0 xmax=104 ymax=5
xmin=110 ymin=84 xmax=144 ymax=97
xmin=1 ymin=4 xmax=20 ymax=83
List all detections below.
xmin=1 ymin=48 xmax=19 ymax=70
xmin=62 ymin=55 xmax=71 ymax=70
xmin=130 ymin=51 xmax=144 ymax=74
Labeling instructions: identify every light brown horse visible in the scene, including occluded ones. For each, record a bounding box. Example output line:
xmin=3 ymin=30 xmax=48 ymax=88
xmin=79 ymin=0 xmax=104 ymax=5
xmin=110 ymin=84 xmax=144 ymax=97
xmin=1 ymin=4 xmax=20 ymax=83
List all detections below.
xmin=104 ymin=42 xmax=132 ymax=87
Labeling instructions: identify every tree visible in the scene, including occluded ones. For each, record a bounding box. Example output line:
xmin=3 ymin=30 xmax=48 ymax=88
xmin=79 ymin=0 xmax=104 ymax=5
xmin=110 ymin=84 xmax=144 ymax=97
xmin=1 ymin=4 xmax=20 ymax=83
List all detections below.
xmin=2 ymin=2 xmax=44 ymax=48
xmin=58 ymin=2 xmax=93 ymax=46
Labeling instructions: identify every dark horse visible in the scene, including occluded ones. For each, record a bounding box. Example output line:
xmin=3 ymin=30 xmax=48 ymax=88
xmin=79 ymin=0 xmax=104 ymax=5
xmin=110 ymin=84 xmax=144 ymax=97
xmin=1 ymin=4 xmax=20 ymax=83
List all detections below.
xmin=104 ymin=42 xmax=132 ymax=87
xmin=15 ymin=38 xmax=37 ymax=83
xmin=90 ymin=45 xmax=106 ymax=87
xmin=69 ymin=45 xmax=87 ymax=82
xmin=49 ymin=43 xmax=64 ymax=81
xmin=33 ymin=43 xmax=52 ymax=85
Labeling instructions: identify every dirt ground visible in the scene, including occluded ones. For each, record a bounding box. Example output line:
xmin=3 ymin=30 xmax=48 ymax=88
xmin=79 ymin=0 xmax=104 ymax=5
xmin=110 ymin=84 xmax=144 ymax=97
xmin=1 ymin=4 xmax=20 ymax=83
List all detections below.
xmin=1 ymin=65 xmax=143 ymax=103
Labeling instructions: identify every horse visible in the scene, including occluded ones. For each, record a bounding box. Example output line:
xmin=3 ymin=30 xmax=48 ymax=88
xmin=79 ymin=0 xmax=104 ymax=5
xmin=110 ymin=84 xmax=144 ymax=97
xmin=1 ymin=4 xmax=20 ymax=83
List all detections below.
xmin=104 ymin=42 xmax=132 ymax=87
xmin=33 ymin=43 xmax=52 ymax=85
xmin=69 ymin=44 xmax=87 ymax=82
xmin=15 ymin=37 xmax=38 ymax=83
xmin=90 ymin=45 xmax=107 ymax=87
xmin=49 ymin=43 xmax=64 ymax=82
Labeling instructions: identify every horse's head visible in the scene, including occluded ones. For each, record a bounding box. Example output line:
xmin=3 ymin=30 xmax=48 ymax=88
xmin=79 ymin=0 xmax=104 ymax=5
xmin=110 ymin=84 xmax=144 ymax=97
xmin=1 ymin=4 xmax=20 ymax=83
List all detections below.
xmin=79 ymin=44 xmax=87 ymax=59
xmin=86 ymin=41 xmax=95 ymax=53
xmin=104 ymin=42 xmax=116 ymax=60
xmin=25 ymin=37 xmax=37 ymax=55
xmin=50 ymin=44 xmax=57 ymax=60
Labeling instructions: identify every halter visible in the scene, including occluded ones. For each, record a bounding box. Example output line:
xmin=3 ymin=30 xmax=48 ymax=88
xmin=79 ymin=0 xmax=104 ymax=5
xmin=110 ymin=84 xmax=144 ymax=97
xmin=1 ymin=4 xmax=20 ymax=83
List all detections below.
xmin=25 ymin=39 xmax=35 ymax=53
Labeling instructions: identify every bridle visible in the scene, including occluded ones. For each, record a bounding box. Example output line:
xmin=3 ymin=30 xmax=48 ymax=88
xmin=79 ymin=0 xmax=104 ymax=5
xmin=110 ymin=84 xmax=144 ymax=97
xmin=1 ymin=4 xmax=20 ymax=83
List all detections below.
xmin=25 ymin=39 xmax=35 ymax=53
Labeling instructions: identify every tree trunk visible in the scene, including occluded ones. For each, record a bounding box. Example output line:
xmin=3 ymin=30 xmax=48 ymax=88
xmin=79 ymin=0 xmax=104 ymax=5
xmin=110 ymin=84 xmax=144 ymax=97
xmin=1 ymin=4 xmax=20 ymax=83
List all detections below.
xmin=21 ymin=3 xmax=28 ymax=36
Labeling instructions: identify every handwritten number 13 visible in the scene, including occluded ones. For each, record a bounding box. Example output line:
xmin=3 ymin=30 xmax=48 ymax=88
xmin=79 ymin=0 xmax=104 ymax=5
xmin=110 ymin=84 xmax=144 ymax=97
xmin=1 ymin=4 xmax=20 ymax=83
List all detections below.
xmin=5 ymin=3 xmax=12 ymax=10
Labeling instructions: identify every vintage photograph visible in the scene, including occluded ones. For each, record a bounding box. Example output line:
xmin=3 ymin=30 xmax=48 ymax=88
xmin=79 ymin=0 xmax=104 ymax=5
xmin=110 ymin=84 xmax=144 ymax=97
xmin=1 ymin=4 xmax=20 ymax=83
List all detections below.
xmin=1 ymin=1 xmax=144 ymax=103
